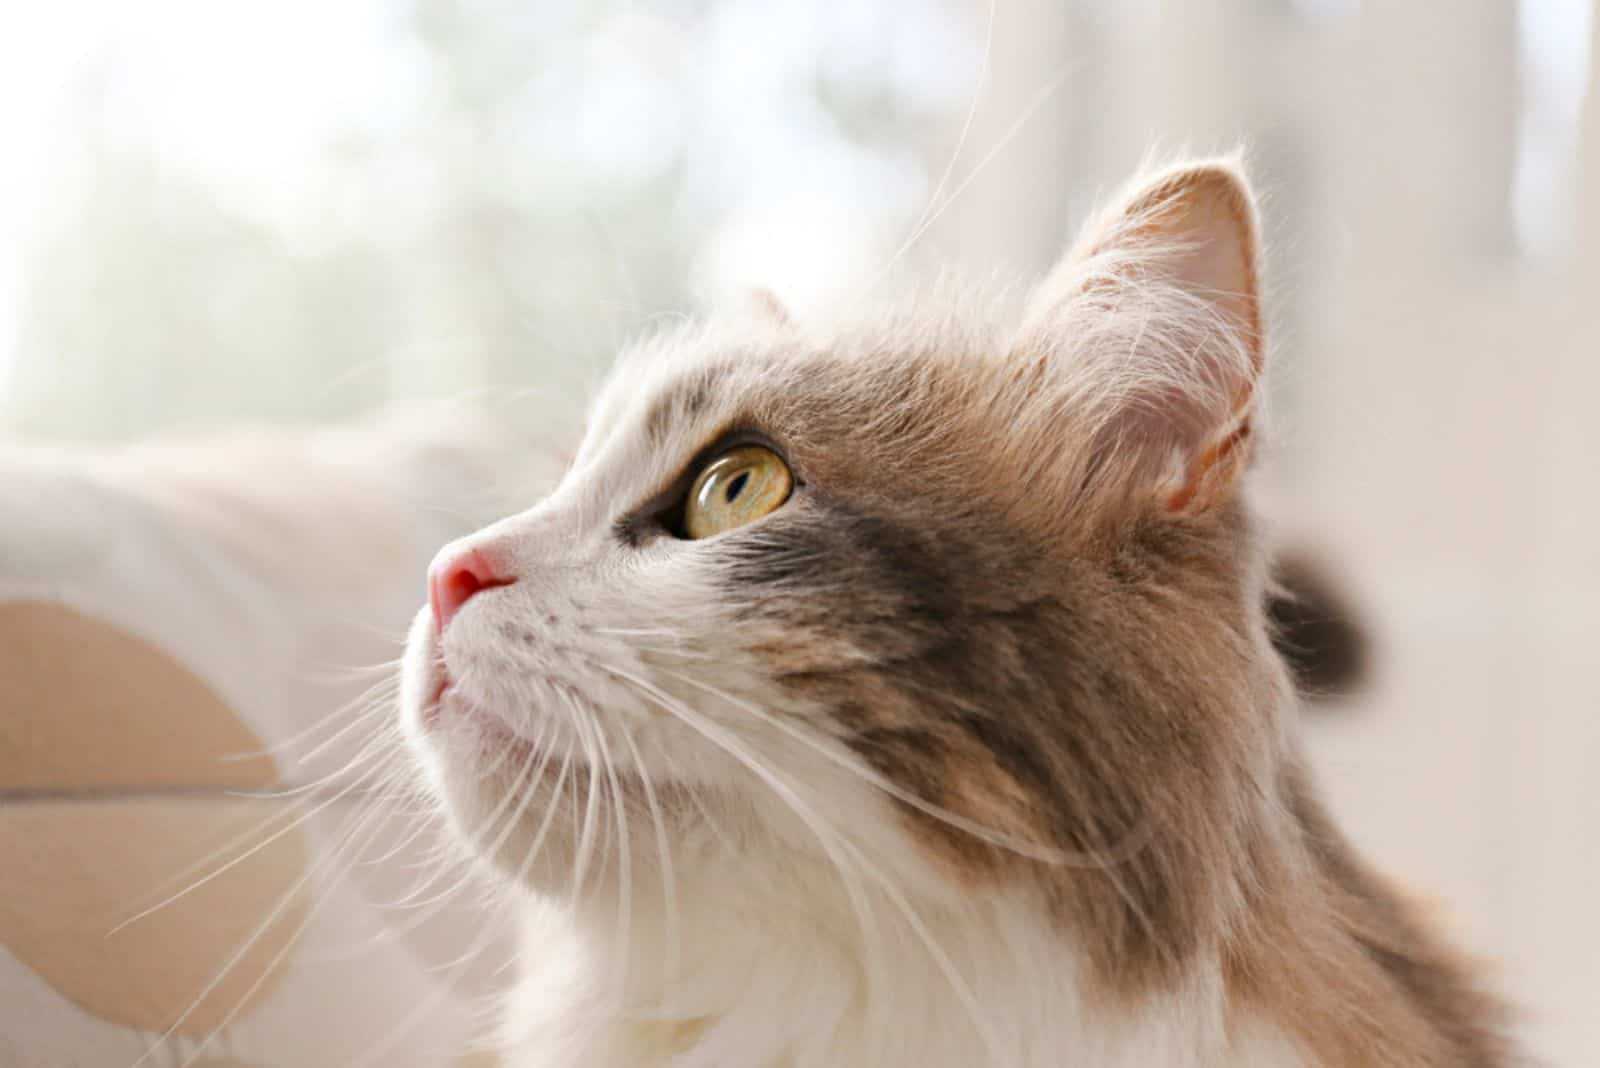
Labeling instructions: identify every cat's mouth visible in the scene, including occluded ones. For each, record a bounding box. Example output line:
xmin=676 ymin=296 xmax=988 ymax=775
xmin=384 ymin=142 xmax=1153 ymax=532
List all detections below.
xmin=423 ymin=662 xmax=507 ymax=738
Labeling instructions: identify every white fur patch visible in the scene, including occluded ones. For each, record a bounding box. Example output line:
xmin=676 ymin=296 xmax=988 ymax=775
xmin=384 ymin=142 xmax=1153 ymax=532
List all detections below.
xmin=494 ymin=874 xmax=1309 ymax=1068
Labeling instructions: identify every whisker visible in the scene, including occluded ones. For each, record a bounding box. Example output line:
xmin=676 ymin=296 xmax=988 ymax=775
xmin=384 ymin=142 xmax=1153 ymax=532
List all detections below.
xmin=583 ymin=658 xmax=892 ymax=1048
xmin=109 ymin=747 xmax=400 ymax=938
xmin=891 ymin=0 xmax=996 ymax=275
xmin=225 ymin=726 xmax=405 ymax=801
xmin=578 ymin=692 xmax=633 ymax=1005
xmin=382 ymin=725 xmax=552 ymax=913
xmin=618 ymin=717 xmax=679 ymax=1007
xmin=654 ymin=666 xmax=1151 ymax=869
xmin=134 ymin=770 xmax=403 ymax=1068
xmin=172 ymin=782 xmax=418 ymax=1067
xmin=219 ymin=672 xmax=400 ymax=765
xmin=567 ymin=712 xmax=605 ymax=909
xmin=293 ymin=684 xmax=407 ymax=767
xmin=653 ymin=744 xmax=735 ymax=852
xmin=345 ymin=739 xmax=581 ymax=1068
xmin=596 ymin=660 xmax=1026 ymax=1064
xmin=839 ymin=833 xmax=1015 ymax=1066
xmin=110 ymin=795 xmax=318 ymax=920
xmin=858 ymin=62 xmax=1077 ymax=306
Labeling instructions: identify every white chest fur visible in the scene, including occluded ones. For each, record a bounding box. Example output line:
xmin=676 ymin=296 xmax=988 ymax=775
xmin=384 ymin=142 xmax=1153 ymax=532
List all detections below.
xmin=494 ymin=881 xmax=1308 ymax=1068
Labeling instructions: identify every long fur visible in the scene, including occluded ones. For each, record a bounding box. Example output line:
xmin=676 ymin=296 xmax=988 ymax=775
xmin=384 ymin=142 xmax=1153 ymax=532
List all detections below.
xmin=397 ymin=160 xmax=1517 ymax=1067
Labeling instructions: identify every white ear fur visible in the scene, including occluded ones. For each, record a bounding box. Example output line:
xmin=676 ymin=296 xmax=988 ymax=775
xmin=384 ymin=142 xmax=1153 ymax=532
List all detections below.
xmin=1016 ymin=158 xmax=1264 ymax=514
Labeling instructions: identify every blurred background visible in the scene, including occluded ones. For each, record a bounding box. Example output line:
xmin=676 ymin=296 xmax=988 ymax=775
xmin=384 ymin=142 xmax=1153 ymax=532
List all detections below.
xmin=0 ymin=0 xmax=1594 ymax=1061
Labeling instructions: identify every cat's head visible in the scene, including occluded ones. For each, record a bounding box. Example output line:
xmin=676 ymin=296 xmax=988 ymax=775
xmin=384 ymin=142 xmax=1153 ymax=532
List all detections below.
xmin=399 ymin=160 xmax=1290 ymax=983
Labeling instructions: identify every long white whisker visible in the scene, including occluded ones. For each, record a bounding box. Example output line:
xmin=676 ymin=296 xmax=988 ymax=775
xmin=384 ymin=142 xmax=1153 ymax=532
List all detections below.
xmin=609 ymin=663 xmax=1018 ymax=1064
xmin=173 ymin=778 xmax=420 ymax=1067
xmin=109 ymin=747 xmax=399 ymax=938
xmin=893 ymin=0 xmax=996 ymax=268
xmin=313 ymin=724 xmax=552 ymax=960
xmin=219 ymin=673 xmax=399 ymax=765
xmin=293 ymin=682 xmax=407 ymax=767
xmin=385 ymin=724 xmax=551 ymax=912
xmin=347 ymin=739 xmax=580 ymax=1068
xmin=112 ymin=795 xmax=318 ymax=919
xmin=655 ymin=666 xmax=1149 ymax=868
xmin=229 ymin=726 xmax=405 ymax=801
xmin=135 ymin=767 xmax=401 ymax=1068
xmin=652 ymin=743 xmax=735 ymax=853
xmin=579 ymin=692 xmax=632 ymax=1006
xmin=618 ymin=716 xmax=678 ymax=1008
xmin=586 ymin=660 xmax=892 ymax=1055
xmin=859 ymin=64 xmax=1076 ymax=305
xmin=567 ymin=712 xmax=604 ymax=908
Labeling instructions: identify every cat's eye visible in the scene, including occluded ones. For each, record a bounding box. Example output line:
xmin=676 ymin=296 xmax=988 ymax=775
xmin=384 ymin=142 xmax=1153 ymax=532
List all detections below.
xmin=682 ymin=445 xmax=792 ymax=539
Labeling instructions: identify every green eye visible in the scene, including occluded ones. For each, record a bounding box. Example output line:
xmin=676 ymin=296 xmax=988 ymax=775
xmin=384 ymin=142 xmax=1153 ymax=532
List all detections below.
xmin=683 ymin=445 xmax=793 ymax=539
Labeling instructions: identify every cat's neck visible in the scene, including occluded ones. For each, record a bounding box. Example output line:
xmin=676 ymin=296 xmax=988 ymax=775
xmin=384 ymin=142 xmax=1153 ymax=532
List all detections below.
xmin=494 ymin=761 xmax=1512 ymax=1068
xmin=496 ymin=846 xmax=1310 ymax=1068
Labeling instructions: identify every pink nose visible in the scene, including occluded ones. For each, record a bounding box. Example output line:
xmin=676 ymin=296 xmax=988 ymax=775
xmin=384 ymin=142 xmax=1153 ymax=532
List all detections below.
xmin=428 ymin=546 xmax=515 ymax=632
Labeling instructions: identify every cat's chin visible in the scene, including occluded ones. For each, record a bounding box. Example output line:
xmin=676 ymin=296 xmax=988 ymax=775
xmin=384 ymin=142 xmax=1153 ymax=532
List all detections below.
xmin=424 ymin=733 xmax=604 ymax=893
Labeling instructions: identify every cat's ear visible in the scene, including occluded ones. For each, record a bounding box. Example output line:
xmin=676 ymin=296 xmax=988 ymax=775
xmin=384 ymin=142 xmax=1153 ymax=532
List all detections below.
xmin=1016 ymin=159 xmax=1263 ymax=515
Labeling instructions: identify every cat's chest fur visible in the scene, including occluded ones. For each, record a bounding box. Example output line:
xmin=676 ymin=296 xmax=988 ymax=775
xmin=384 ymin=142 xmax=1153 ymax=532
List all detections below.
xmin=494 ymin=883 xmax=1309 ymax=1068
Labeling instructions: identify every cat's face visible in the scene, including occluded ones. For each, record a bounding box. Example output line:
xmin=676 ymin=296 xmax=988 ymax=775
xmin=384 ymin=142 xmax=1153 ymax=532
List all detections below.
xmin=399 ymin=313 xmax=1059 ymax=898
xmin=399 ymin=161 xmax=1289 ymax=979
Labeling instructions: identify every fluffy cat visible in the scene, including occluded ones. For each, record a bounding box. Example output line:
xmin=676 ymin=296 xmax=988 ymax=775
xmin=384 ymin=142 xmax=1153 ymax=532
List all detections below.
xmin=398 ymin=160 xmax=1516 ymax=1066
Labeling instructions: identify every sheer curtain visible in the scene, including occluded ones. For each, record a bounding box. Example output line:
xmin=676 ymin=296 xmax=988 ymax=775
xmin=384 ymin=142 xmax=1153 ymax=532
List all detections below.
xmin=0 ymin=0 xmax=981 ymax=441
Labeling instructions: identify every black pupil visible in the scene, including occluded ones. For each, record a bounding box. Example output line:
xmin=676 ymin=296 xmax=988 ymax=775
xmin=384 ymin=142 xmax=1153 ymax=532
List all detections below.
xmin=725 ymin=471 xmax=750 ymax=503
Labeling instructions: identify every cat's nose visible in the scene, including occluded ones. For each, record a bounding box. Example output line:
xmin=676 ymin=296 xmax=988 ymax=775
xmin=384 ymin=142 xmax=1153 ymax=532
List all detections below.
xmin=428 ymin=545 xmax=516 ymax=633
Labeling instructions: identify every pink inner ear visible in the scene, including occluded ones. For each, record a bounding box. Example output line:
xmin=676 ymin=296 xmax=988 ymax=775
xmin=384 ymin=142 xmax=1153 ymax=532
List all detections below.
xmin=1105 ymin=169 xmax=1264 ymax=513
xmin=1022 ymin=162 xmax=1268 ymax=516
xmin=1159 ymin=179 xmax=1263 ymax=377
xmin=1165 ymin=416 xmax=1252 ymax=514
xmin=1010 ymin=161 xmax=1268 ymax=516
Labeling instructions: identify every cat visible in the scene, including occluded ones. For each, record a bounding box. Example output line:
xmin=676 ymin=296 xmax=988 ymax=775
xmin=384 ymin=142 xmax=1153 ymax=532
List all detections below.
xmin=397 ymin=159 xmax=1516 ymax=1067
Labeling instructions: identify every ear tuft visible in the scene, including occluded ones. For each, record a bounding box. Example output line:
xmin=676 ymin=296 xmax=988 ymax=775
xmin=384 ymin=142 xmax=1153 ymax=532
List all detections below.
xmin=1016 ymin=158 xmax=1265 ymax=516
xmin=1112 ymin=162 xmax=1262 ymax=371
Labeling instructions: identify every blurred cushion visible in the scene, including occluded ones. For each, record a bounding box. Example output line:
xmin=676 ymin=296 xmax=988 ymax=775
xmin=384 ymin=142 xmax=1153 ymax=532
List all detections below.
xmin=0 ymin=401 xmax=563 ymax=1067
